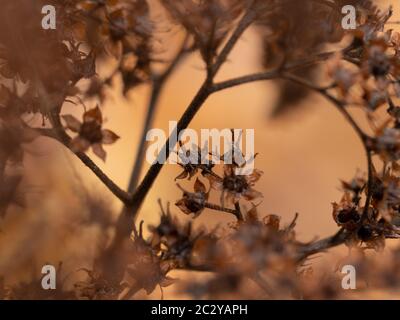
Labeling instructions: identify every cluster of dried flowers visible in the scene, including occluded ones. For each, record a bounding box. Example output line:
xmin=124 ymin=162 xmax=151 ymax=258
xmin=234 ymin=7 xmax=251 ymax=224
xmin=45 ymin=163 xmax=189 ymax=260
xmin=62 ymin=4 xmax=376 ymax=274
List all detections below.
xmin=4 ymin=0 xmax=400 ymax=300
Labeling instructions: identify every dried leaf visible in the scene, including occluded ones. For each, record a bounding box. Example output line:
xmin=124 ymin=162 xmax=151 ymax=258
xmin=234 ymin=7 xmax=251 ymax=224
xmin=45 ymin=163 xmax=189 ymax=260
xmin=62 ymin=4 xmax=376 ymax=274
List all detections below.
xmin=194 ymin=178 xmax=206 ymax=193
xmin=62 ymin=114 xmax=82 ymax=132
xmin=83 ymin=106 xmax=103 ymax=125
xmin=101 ymin=129 xmax=120 ymax=144
xmin=92 ymin=143 xmax=107 ymax=162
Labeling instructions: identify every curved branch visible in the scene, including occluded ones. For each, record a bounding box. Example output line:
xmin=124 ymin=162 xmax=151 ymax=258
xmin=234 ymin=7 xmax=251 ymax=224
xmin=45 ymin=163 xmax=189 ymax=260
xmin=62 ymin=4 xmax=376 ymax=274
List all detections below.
xmin=37 ymin=128 xmax=131 ymax=204
xmin=128 ymin=35 xmax=191 ymax=191
xmin=280 ymin=72 xmax=370 ymax=144
xmin=213 ymin=67 xmax=376 ymax=223
xmin=127 ymin=8 xmax=258 ymax=219
xmin=297 ymin=228 xmax=348 ymax=259
xmin=279 ymin=73 xmax=375 ymax=221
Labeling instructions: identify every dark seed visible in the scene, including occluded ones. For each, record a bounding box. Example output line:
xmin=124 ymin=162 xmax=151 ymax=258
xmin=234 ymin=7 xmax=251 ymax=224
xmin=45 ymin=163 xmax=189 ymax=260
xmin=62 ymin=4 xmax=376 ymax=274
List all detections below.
xmin=358 ymin=225 xmax=373 ymax=241
xmin=337 ymin=208 xmax=360 ymax=224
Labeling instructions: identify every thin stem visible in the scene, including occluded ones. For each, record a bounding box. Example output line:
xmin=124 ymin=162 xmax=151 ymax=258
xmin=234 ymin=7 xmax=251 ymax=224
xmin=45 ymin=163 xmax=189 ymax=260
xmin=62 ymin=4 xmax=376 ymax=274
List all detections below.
xmin=128 ymin=81 xmax=212 ymax=212
xmin=362 ymin=151 xmax=374 ymax=221
xmin=37 ymin=127 xmax=131 ymax=204
xmin=215 ymin=67 xmax=370 ymax=143
xmin=128 ymin=10 xmax=257 ymax=219
xmin=174 ymin=228 xmax=349 ymax=279
xmin=203 ymin=201 xmax=243 ymax=220
xmin=234 ymin=202 xmax=244 ymax=221
xmin=127 ymin=35 xmax=353 ymax=224
xmin=128 ymin=36 xmax=190 ymax=191
xmin=211 ymin=51 xmax=340 ymax=93
xmin=280 ymin=73 xmax=375 ymax=220
xmin=212 ymin=67 xmax=377 ymax=230
xmin=281 ymin=72 xmax=370 ymax=143
xmin=75 ymin=151 xmax=131 ymax=204
xmin=210 ymin=8 xmax=256 ymax=77
xmin=297 ymin=228 xmax=348 ymax=259
xmin=128 ymin=80 xmax=163 ymax=191
xmin=103 ymin=37 xmax=192 ymax=259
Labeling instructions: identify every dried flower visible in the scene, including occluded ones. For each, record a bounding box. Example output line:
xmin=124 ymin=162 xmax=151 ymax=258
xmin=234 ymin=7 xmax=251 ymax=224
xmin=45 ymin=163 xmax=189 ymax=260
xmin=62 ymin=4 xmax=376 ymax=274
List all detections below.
xmin=175 ymin=178 xmax=209 ymax=218
xmin=120 ymin=221 xmax=176 ymax=298
xmin=207 ymin=165 xmax=263 ymax=207
xmin=62 ymin=106 xmax=119 ymax=161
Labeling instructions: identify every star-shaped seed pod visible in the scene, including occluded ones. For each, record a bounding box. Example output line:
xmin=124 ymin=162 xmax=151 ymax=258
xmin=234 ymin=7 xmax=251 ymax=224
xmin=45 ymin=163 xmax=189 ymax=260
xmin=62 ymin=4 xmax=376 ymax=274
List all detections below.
xmin=62 ymin=106 xmax=119 ymax=161
xmin=175 ymin=178 xmax=209 ymax=218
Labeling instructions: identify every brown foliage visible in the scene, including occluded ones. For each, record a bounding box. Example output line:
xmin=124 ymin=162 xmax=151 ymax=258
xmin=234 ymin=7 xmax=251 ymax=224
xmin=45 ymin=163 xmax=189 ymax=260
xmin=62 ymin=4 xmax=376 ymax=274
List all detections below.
xmin=4 ymin=0 xmax=400 ymax=300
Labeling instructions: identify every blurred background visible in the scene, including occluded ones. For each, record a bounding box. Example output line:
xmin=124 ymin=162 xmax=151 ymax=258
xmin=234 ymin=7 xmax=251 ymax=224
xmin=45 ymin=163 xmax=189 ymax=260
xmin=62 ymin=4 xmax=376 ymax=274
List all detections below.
xmin=0 ymin=0 xmax=397 ymax=299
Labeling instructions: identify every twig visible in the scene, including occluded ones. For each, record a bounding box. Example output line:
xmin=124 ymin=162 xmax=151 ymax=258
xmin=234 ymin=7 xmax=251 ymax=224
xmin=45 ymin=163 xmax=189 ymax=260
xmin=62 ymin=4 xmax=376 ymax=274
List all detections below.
xmin=213 ymin=69 xmax=376 ymax=223
xmin=203 ymin=201 xmax=243 ymax=220
xmin=127 ymin=9 xmax=258 ymax=220
xmin=128 ymin=35 xmax=191 ymax=191
xmin=234 ymin=202 xmax=244 ymax=221
xmin=211 ymin=51 xmax=356 ymax=93
xmin=210 ymin=8 xmax=256 ymax=77
xmin=298 ymin=228 xmax=348 ymax=259
xmin=362 ymin=151 xmax=374 ymax=221
xmin=280 ymin=72 xmax=370 ymax=144
xmin=37 ymin=127 xmax=131 ymax=204
xmin=127 ymin=40 xmax=360 ymax=227
xmin=279 ymin=73 xmax=375 ymax=221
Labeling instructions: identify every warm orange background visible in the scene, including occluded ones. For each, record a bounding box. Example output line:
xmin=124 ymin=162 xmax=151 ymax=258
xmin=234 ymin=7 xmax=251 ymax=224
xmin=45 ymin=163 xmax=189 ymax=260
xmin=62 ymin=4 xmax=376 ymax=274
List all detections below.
xmin=0 ymin=0 xmax=398 ymax=299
